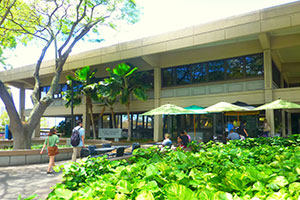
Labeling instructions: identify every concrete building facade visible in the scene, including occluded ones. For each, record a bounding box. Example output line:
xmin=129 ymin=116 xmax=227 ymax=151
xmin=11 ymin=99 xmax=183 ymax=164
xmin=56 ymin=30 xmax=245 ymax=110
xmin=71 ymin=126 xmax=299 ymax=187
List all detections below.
xmin=1 ymin=2 xmax=300 ymax=141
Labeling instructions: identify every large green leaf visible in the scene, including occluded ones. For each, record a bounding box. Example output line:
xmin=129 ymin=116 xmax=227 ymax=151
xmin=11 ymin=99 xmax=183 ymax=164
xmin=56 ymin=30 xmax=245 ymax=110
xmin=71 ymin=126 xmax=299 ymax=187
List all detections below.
xmin=136 ymin=190 xmax=155 ymax=200
xmin=164 ymin=183 xmax=197 ymax=200
xmin=116 ymin=180 xmax=132 ymax=194
xmin=54 ymin=188 xmax=73 ymax=200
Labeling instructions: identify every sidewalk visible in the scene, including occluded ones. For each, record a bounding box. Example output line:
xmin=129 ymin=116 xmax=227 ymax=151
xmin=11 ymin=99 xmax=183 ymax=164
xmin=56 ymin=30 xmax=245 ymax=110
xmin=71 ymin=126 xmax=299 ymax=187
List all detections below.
xmin=0 ymin=160 xmax=70 ymax=200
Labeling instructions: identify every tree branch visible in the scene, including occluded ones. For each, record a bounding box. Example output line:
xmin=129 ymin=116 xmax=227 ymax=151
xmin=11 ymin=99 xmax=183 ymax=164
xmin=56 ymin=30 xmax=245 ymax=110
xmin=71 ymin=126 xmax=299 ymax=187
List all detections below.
xmin=0 ymin=0 xmax=16 ymax=27
xmin=58 ymin=0 xmax=86 ymax=57
xmin=30 ymin=38 xmax=53 ymax=105
xmin=0 ymin=81 xmax=23 ymax=130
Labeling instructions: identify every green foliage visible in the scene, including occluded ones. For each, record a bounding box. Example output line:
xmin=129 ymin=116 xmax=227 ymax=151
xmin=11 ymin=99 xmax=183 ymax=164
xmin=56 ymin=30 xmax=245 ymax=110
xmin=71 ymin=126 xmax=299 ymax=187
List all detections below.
xmin=63 ymin=66 xmax=98 ymax=107
xmin=56 ymin=120 xmax=72 ymax=137
xmin=0 ymin=0 xmax=36 ymax=67
xmin=0 ymin=111 xmax=9 ymax=127
xmin=48 ymin=135 xmax=300 ymax=199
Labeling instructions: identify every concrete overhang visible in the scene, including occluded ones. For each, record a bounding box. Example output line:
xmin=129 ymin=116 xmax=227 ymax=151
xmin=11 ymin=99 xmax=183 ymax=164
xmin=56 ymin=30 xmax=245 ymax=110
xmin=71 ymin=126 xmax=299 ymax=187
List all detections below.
xmin=1 ymin=1 xmax=300 ymax=87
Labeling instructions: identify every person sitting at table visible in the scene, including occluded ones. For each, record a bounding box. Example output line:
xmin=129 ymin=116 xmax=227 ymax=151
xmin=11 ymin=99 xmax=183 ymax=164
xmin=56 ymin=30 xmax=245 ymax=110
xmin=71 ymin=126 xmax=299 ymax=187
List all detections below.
xmin=162 ymin=133 xmax=172 ymax=148
xmin=177 ymin=135 xmax=188 ymax=148
xmin=227 ymin=129 xmax=240 ymax=141
xmin=181 ymin=130 xmax=191 ymax=142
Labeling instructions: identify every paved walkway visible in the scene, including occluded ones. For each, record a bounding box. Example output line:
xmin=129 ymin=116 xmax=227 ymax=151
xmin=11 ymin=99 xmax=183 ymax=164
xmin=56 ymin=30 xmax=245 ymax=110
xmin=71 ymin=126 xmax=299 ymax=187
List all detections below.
xmin=0 ymin=160 xmax=70 ymax=200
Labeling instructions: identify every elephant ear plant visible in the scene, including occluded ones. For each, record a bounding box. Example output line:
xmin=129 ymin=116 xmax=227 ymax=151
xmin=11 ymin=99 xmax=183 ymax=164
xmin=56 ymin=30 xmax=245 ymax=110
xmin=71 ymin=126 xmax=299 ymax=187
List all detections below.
xmin=44 ymin=135 xmax=300 ymax=199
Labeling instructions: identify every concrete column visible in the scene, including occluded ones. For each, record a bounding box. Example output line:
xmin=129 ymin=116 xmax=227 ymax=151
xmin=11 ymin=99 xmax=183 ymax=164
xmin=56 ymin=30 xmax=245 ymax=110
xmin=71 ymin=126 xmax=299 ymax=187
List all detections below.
xmin=281 ymin=110 xmax=286 ymax=137
xmin=153 ymin=67 xmax=163 ymax=142
xmin=264 ymin=49 xmax=275 ymax=136
xmin=19 ymin=87 xmax=25 ymax=121
xmin=287 ymin=112 xmax=292 ymax=135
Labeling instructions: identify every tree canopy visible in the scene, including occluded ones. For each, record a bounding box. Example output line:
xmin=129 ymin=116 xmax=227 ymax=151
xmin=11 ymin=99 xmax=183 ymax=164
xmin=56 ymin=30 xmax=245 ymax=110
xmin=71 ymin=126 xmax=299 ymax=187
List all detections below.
xmin=0 ymin=0 xmax=140 ymax=149
xmin=0 ymin=0 xmax=36 ymax=68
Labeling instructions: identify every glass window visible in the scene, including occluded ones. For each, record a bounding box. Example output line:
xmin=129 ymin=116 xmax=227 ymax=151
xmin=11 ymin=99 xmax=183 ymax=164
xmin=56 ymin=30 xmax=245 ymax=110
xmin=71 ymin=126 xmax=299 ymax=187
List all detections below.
xmin=102 ymin=115 xmax=111 ymax=128
xmin=115 ymin=114 xmax=122 ymax=128
xmin=145 ymin=116 xmax=153 ymax=129
xmin=207 ymin=61 xmax=225 ymax=81
xmin=141 ymin=70 xmax=154 ymax=89
xmin=122 ymin=114 xmax=129 ymax=129
xmin=227 ymin=58 xmax=245 ymax=79
xmin=245 ymin=54 xmax=263 ymax=77
xmin=162 ymin=68 xmax=175 ymax=87
xmin=192 ymin=63 xmax=207 ymax=83
xmin=176 ymin=66 xmax=191 ymax=85
xmin=197 ymin=115 xmax=213 ymax=129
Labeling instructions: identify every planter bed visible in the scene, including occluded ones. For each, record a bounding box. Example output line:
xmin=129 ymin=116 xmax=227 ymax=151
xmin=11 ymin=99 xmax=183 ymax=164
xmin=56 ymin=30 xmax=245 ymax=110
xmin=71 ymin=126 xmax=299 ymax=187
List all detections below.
xmin=0 ymin=139 xmax=111 ymax=167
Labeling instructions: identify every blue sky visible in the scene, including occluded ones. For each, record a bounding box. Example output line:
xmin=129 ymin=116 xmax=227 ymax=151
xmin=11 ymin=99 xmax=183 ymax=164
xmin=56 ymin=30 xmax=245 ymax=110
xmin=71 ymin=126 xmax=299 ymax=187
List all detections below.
xmin=0 ymin=0 xmax=298 ymax=111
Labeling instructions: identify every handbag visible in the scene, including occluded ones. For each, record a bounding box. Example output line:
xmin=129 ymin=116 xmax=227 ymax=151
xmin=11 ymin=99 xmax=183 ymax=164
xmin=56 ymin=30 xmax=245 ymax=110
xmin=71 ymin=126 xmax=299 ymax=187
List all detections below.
xmin=47 ymin=136 xmax=59 ymax=156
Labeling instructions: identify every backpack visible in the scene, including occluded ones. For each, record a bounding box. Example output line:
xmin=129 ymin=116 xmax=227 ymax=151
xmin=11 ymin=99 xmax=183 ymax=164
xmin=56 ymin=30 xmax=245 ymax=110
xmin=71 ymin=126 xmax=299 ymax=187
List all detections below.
xmin=71 ymin=127 xmax=81 ymax=147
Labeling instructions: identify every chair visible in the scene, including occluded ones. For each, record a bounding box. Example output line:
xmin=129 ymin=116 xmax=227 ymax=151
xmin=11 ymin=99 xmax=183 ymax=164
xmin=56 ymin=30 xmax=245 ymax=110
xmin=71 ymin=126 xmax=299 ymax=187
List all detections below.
xmin=80 ymin=148 xmax=90 ymax=158
xmin=131 ymin=143 xmax=140 ymax=153
xmin=124 ymin=143 xmax=140 ymax=155
xmin=116 ymin=147 xmax=125 ymax=157
xmin=88 ymin=145 xmax=97 ymax=156
xmin=102 ymin=143 xmax=111 ymax=148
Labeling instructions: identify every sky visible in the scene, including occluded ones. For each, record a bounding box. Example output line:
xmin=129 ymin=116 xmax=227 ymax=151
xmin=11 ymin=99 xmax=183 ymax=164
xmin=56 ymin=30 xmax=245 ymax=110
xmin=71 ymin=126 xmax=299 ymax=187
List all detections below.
xmin=0 ymin=0 xmax=298 ymax=113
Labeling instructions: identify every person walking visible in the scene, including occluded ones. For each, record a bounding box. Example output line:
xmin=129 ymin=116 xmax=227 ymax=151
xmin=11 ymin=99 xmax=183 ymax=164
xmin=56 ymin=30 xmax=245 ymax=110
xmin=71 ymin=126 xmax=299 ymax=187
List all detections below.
xmin=40 ymin=128 xmax=59 ymax=174
xmin=72 ymin=121 xmax=85 ymax=162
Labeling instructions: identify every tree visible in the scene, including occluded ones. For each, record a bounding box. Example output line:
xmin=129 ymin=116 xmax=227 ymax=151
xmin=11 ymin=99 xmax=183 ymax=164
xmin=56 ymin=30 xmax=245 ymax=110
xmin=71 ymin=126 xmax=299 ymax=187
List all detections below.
xmin=106 ymin=63 xmax=149 ymax=141
xmin=0 ymin=0 xmax=139 ymax=149
xmin=63 ymin=66 xmax=98 ymax=139
xmin=95 ymin=77 xmax=121 ymax=128
xmin=0 ymin=0 xmax=35 ymax=68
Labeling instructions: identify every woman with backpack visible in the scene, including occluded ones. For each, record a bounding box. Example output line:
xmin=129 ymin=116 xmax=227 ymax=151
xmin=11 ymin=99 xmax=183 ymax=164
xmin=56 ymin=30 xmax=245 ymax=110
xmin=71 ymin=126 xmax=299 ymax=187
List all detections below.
xmin=40 ymin=128 xmax=59 ymax=174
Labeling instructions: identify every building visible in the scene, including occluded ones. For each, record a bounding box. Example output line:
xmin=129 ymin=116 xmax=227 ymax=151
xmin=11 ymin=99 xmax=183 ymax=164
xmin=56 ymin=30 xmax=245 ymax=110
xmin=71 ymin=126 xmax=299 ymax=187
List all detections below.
xmin=1 ymin=1 xmax=300 ymax=141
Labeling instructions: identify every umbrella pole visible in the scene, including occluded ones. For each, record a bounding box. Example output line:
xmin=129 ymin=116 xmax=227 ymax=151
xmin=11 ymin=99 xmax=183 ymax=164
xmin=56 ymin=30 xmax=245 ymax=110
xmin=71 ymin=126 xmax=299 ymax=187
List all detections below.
xmin=193 ymin=114 xmax=196 ymax=139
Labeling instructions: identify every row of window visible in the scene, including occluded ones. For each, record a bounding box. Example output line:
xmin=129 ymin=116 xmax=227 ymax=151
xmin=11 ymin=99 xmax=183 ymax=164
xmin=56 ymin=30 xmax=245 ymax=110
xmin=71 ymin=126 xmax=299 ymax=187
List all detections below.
xmin=101 ymin=113 xmax=153 ymax=129
xmin=162 ymin=54 xmax=264 ymax=87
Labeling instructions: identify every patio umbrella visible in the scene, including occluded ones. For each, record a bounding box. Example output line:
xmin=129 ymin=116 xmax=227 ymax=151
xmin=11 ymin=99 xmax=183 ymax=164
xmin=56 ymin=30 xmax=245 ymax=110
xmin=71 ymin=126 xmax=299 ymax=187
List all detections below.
xmin=203 ymin=101 xmax=250 ymax=113
xmin=142 ymin=103 xmax=195 ymax=115
xmin=184 ymin=105 xmax=207 ymax=137
xmin=253 ymin=99 xmax=300 ymax=110
xmin=253 ymin=99 xmax=300 ymax=137
xmin=142 ymin=103 xmax=196 ymax=135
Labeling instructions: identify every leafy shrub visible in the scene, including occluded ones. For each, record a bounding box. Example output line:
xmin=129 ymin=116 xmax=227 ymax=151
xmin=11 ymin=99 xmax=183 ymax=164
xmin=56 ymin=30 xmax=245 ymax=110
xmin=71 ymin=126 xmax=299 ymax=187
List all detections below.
xmin=48 ymin=134 xmax=300 ymax=199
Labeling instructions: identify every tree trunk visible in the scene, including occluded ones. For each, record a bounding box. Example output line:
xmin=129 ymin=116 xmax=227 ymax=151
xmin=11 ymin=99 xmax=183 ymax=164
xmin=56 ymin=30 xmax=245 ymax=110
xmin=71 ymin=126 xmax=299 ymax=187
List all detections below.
xmin=110 ymin=106 xmax=115 ymax=128
xmin=127 ymin=103 xmax=131 ymax=141
xmin=12 ymin=126 xmax=32 ymax=149
xmin=87 ymin=96 xmax=97 ymax=139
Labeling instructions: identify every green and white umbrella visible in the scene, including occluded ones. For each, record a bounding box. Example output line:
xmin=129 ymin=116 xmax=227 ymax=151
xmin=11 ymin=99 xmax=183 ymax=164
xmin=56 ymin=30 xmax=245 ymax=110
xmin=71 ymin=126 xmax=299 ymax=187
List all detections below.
xmin=142 ymin=103 xmax=196 ymax=116
xmin=184 ymin=105 xmax=207 ymax=137
xmin=254 ymin=99 xmax=300 ymax=110
xmin=203 ymin=101 xmax=250 ymax=113
xmin=184 ymin=105 xmax=207 ymax=114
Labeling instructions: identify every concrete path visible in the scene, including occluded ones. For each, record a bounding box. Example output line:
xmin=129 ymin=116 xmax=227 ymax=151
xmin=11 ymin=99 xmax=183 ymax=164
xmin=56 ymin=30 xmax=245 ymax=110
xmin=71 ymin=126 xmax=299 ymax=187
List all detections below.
xmin=0 ymin=160 xmax=70 ymax=200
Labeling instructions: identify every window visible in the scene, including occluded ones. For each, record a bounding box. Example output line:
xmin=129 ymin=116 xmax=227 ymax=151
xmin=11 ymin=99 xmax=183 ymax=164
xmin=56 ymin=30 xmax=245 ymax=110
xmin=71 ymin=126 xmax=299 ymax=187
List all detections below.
xmin=207 ymin=60 xmax=225 ymax=81
xmin=161 ymin=53 xmax=264 ymax=88
xmin=227 ymin=58 xmax=244 ymax=79
xmin=176 ymin=66 xmax=191 ymax=85
xmin=191 ymin=63 xmax=207 ymax=83
xmin=162 ymin=68 xmax=175 ymax=87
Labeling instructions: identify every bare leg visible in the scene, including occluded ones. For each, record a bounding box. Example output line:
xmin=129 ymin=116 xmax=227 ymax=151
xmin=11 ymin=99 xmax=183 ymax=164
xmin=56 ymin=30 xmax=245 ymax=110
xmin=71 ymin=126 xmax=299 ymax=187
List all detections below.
xmin=47 ymin=156 xmax=55 ymax=172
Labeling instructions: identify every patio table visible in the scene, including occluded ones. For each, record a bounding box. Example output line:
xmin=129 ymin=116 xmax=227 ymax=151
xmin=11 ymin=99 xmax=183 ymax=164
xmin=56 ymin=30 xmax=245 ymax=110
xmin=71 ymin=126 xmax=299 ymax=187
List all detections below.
xmin=94 ymin=147 xmax=116 ymax=155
